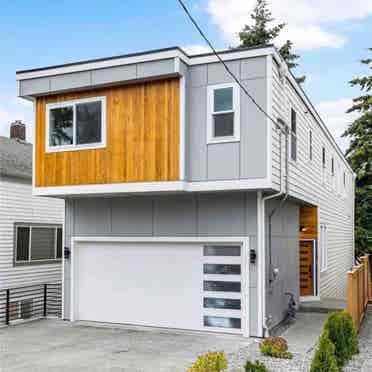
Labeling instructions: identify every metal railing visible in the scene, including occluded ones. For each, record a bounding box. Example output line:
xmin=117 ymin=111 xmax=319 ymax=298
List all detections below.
xmin=0 ymin=282 xmax=62 ymax=326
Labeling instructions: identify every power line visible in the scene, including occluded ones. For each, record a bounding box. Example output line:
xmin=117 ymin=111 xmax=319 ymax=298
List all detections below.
xmin=176 ymin=0 xmax=283 ymax=130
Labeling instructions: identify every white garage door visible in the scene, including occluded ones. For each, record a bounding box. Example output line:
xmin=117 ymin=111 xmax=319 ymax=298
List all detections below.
xmin=72 ymin=241 xmax=246 ymax=334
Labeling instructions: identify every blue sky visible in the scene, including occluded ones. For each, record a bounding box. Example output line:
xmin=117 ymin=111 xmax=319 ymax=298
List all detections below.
xmin=0 ymin=0 xmax=371 ymax=150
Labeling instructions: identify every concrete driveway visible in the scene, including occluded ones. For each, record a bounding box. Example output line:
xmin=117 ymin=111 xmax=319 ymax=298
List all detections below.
xmin=0 ymin=319 xmax=252 ymax=372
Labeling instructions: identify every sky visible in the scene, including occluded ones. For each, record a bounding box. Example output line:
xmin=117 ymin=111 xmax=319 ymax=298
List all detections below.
xmin=0 ymin=0 xmax=371 ymax=152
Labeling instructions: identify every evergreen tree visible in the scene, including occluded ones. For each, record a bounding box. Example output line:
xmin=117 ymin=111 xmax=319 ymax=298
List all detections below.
xmin=343 ymin=48 xmax=372 ymax=253
xmin=237 ymin=0 xmax=305 ymax=83
xmin=310 ymin=330 xmax=339 ymax=372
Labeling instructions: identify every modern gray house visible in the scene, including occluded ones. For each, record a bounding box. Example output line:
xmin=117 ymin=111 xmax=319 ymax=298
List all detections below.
xmin=0 ymin=121 xmax=64 ymax=322
xmin=16 ymin=45 xmax=355 ymax=337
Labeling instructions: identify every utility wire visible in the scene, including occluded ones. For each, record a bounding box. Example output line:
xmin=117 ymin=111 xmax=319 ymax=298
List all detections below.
xmin=176 ymin=0 xmax=284 ymax=131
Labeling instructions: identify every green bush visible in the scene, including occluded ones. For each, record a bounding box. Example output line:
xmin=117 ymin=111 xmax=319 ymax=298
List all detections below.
xmin=310 ymin=330 xmax=339 ymax=372
xmin=259 ymin=336 xmax=293 ymax=359
xmin=244 ymin=360 xmax=268 ymax=372
xmin=324 ymin=311 xmax=359 ymax=367
xmin=188 ymin=351 xmax=228 ymax=372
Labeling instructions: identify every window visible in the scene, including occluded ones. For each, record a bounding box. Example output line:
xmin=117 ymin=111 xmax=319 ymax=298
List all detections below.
xmin=322 ymin=147 xmax=326 ymax=168
xmin=203 ymin=264 xmax=241 ymax=275
xmin=203 ymin=245 xmax=241 ymax=256
xmin=207 ymin=83 xmax=240 ymax=143
xmin=204 ymin=280 xmax=241 ymax=292
xmin=320 ymin=224 xmax=328 ymax=272
xmin=46 ymin=97 xmax=106 ymax=152
xmin=204 ymin=316 xmax=241 ymax=329
xmin=290 ymin=108 xmax=297 ymax=161
xmin=204 ymin=297 xmax=241 ymax=310
xmin=15 ymin=224 xmax=63 ymax=264
xmin=309 ymin=130 xmax=313 ymax=160
xmin=331 ymin=157 xmax=335 ymax=175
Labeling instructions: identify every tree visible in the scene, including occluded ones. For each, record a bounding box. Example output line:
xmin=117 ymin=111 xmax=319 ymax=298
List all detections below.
xmin=343 ymin=48 xmax=372 ymax=253
xmin=237 ymin=0 xmax=305 ymax=83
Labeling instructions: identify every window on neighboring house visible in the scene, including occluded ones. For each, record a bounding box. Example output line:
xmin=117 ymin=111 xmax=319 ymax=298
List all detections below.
xmin=46 ymin=97 xmax=106 ymax=152
xmin=331 ymin=157 xmax=335 ymax=175
xmin=320 ymin=224 xmax=328 ymax=272
xmin=207 ymin=83 xmax=240 ymax=143
xmin=290 ymin=108 xmax=297 ymax=161
xmin=322 ymin=147 xmax=326 ymax=168
xmin=15 ymin=224 xmax=63 ymax=264
xmin=309 ymin=129 xmax=313 ymax=160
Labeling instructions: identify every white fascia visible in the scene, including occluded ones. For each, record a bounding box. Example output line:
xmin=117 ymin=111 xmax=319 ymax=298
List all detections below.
xmin=32 ymin=178 xmax=272 ymax=197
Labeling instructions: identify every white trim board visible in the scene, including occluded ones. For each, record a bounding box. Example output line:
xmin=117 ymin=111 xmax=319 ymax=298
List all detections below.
xmin=33 ymin=178 xmax=272 ymax=197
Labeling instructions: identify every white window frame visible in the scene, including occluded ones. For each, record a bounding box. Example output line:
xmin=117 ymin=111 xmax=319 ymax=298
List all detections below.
xmin=15 ymin=225 xmax=63 ymax=264
xmin=207 ymin=82 xmax=240 ymax=144
xmin=319 ymin=224 xmax=328 ymax=272
xmin=46 ymin=96 xmax=106 ymax=153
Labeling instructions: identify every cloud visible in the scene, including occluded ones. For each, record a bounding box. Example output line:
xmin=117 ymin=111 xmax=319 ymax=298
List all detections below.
xmin=316 ymin=98 xmax=359 ymax=152
xmin=206 ymin=0 xmax=372 ymax=50
xmin=182 ymin=44 xmax=212 ymax=55
xmin=0 ymin=94 xmax=33 ymax=142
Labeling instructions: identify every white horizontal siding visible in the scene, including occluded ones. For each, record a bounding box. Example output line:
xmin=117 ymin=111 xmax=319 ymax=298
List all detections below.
xmin=270 ymin=62 xmax=354 ymax=299
xmin=0 ymin=178 xmax=64 ymax=290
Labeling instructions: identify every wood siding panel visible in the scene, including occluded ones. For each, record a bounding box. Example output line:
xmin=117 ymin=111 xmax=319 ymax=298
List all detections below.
xmin=35 ymin=78 xmax=180 ymax=187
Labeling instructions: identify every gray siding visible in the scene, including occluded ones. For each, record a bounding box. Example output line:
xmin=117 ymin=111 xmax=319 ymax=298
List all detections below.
xmin=265 ymin=199 xmax=299 ymax=329
xmin=187 ymin=58 xmax=268 ymax=182
xmin=271 ymin=61 xmax=354 ymax=299
xmin=63 ymin=192 xmax=260 ymax=336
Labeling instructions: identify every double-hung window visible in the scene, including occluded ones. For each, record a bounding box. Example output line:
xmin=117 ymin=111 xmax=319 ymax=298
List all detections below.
xmin=290 ymin=108 xmax=297 ymax=161
xmin=46 ymin=96 xmax=106 ymax=152
xmin=320 ymin=224 xmax=328 ymax=272
xmin=15 ymin=224 xmax=63 ymax=265
xmin=207 ymin=83 xmax=240 ymax=143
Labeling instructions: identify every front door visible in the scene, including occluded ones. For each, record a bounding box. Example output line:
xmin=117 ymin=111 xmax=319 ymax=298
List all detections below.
xmin=299 ymin=240 xmax=314 ymax=296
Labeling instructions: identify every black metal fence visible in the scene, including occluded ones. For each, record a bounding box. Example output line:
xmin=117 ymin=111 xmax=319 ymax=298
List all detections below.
xmin=0 ymin=282 xmax=62 ymax=326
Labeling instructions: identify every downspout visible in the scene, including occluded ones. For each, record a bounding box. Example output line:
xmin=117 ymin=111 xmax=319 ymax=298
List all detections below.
xmin=261 ymin=120 xmax=289 ymax=335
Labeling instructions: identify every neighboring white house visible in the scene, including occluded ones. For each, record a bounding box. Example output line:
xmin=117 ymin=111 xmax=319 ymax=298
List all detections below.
xmin=0 ymin=121 xmax=64 ymax=295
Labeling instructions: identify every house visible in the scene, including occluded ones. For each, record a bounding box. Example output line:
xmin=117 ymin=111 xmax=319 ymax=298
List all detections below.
xmin=0 ymin=121 xmax=64 ymax=322
xmin=15 ymin=45 xmax=355 ymax=337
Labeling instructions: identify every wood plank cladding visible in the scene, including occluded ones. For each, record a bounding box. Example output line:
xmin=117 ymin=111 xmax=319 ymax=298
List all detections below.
xmin=299 ymin=205 xmax=318 ymax=240
xmin=35 ymin=78 xmax=180 ymax=187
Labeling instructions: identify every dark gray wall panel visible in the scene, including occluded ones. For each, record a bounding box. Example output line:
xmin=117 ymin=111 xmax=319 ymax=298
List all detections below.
xmin=20 ymin=77 xmax=50 ymax=96
xmin=111 ymin=197 xmax=153 ymax=235
xmin=240 ymin=79 xmax=267 ymax=179
xmin=190 ymin=65 xmax=207 ymax=87
xmin=189 ymin=86 xmax=207 ymax=181
xmin=207 ymin=61 xmax=241 ymax=84
xmin=91 ymin=64 xmax=137 ymax=86
xmin=136 ymin=59 xmax=174 ymax=79
xmin=153 ymin=195 xmax=197 ymax=235
xmin=241 ymin=57 xmax=266 ymax=80
xmin=265 ymin=199 xmax=299 ymax=329
xmin=74 ymin=198 xmax=111 ymax=235
xmin=198 ymin=193 xmax=246 ymax=236
xmin=50 ymin=71 xmax=91 ymax=91
xmin=207 ymin=143 xmax=240 ymax=180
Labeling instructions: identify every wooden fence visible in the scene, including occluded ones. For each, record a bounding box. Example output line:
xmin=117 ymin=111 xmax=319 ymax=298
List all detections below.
xmin=347 ymin=255 xmax=372 ymax=331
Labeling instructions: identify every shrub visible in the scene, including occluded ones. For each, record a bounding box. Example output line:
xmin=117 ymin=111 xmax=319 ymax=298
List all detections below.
xmin=188 ymin=351 xmax=228 ymax=372
xmin=310 ymin=330 xmax=339 ymax=372
xmin=324 ymin=311 xmax=359 ymax=367
xmin=244 ymin=359 xmax=268 ymax=372
xmin=259 ymin=336 xmax=293 ymax=359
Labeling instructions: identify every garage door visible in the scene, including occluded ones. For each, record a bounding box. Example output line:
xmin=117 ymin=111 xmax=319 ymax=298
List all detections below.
xmin=72 ymin=241 xmax=246 ymax=334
